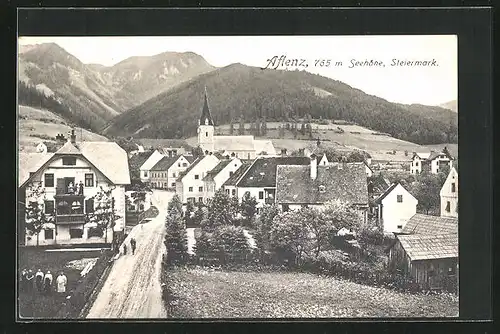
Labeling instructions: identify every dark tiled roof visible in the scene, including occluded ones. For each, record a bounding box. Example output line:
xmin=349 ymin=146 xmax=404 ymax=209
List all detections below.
xmin=401 ymin=213 xmax=458 ymax=235
xmin=368 ymin=174 xmax=391 ymax=196
xmin=150 ymin=156 xmax=179 ymax=171
xmin=397 ymin=233 xmax=458 ymax=261
xmin=236 ymin=157 xmax=310 ymax=188
xmin=202 ymin=159 xmax=232 ymax=181
xmin=373 ymin=183 xmax=398 ymax=204
xmin=223 ymin=163 xmax=252 ymax=186
xmin=184 ymin=155 xmax=196 ymax=163
xmin=199 ymin=91 xmax=214 ymax=126
xmin=276 ymin=163 xmax=369 ymax=205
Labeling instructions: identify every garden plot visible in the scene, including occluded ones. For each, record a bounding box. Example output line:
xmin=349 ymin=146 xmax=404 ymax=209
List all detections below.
xmin=166 ymin=267 xmax=459 ymax=318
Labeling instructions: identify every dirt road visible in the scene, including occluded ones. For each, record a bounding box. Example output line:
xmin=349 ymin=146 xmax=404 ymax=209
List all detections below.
xmin=86 ymin=190 xmax=173 ymax=319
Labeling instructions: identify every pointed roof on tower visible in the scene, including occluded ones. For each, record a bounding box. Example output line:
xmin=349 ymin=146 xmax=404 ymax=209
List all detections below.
xmin=199 ymin=87 xmax=214 ymax=126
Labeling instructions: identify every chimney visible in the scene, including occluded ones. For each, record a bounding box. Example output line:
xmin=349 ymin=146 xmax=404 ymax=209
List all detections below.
xmin=310 ymin=154 xmax=317 ymax=180
xmin=281 ymin=148 xmax=287 ymax=156
xmin=70 ymin=129 xmax=76 ymax=145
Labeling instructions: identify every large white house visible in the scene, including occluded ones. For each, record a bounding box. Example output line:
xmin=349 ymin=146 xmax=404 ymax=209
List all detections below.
xmin=410 ymin=148 xmax=454 ymax=175
xmin=203 ymin=157 xmax=242 ymax=200
xmin=373 ymin=183 xmax=418 ymax=234
xmin=18 ymin=131 xmax=130 ymax=246
xmin=176 ymin=154 xmax=220 ymax=204
xmin=440 ymin=166 xmax=458 ymax=218
xmin=196 ymin=90 xmax=276 ymax=159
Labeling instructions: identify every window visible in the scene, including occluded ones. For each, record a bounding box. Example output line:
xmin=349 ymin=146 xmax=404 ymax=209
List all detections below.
xmin=259 ymin=191 xmax=264 ymax=199
xmin=85 ymin=173 xmax=94 ymax=187
xmin=397 ymin=225 xmax=403 ymax=229
xmin=229 ymin=171 xmax=234 ymax=177
xmin=189 ymin=187 xmax=193 ymax=192
xmin=446 ymin=201 xmax=451 ymax=212
xmin=172 ymin=172 xmax=176 ymax=178
xmin=44 ymin=229 xmax=54 ymax=240
xmin=143 ymin=171 xmax=148 ymax=177
xmin=164 ymin=183 xmax=168 ymax=188
xmin=44 ymin=200 xmax=54 ymax=214
xmin=198 ymin=197 xmax=203 ymax=203
xmin=232 ymin=189 xmax=236 ymax=196
xmin=183 ymin=163 xmax=187 ymax=167
xmin=194 ymin=175 xmax=199 ymax=180
xmin=69 ymin=228 xmax=83 ymax=239
xmin=62 ymin=157 xmax=76 ymax=165
xmin=451 ymin=183 xmax=456 ymax=192
xmin=199 ymin=186 xmax=203 ymax=192
xmin=448 ymin=266 xmax=456 ymax=275
xmin=178 ymin=163 xmax=181 ymax=167
xmin=436 ymin=168 xmax=439 ymax=173
xmin=44 ymin=174 xmax=54 ymax=187
xmin=85 ymin=199 xmax=94 ymax=214
xmin=397 ymin=195 xmax=403 ymax=203
xmin=87 ymin=227 xmax=103 ymax=238
xmin=206 ymin=132 xmax=208 ymax=137
xmin=171 ymin=183 xmax=176 ymax=187
xmin=225 ymin=189 xmax=230 ymax=194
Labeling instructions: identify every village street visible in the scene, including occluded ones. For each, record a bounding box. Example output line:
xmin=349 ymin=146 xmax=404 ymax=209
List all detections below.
xmin=86 ymin=190 xmax=173 ymax=319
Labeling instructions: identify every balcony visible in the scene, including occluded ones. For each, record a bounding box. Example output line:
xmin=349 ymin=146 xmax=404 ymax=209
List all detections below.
xmin=56 ymin=214 xmax=85 ymax=224
xmin=55 ymin=187 xmax=84 ymax=197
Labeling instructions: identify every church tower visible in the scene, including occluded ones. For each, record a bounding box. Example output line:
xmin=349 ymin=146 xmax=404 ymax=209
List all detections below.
xmin=197 ymin=88 xmax=215 ymax=154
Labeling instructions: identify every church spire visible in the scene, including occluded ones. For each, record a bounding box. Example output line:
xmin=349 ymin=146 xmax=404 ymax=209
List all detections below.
xmin=199 ymin=86 xmax=214 ymax=126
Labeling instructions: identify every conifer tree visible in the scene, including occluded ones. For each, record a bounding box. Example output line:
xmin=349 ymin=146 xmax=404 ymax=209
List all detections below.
xmin=164 ymin=203 xmax=188 ymax=265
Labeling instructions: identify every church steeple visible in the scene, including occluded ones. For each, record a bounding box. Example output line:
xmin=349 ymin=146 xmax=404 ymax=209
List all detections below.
xmin=199 ymin=87 xmax=214 ymax=126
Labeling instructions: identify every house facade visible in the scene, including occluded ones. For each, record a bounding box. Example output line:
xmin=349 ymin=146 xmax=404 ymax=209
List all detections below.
xmin=373 ymin=183 xmax=418 ymax=234
xmin=176 ymin=154 xmax=220 ymax=204
xmin=203 ymin=158 xmax=242 ymax=200
xmin=410 ymin=149 xmax=454 ymax=175
xmin=19 ymin=131 xmax=130 ymax=246
xmin=275 ymin=155 xmax=369 ymax=219
xmin=149 ymin=155 xmax=192 ymax=190
xmin=440 ymin=167 xmax=458 ymax=218
xmin=139 ymin=150 xmax=164 ymax=182
xmin=231 ymin=156 xmax=310 ymax=207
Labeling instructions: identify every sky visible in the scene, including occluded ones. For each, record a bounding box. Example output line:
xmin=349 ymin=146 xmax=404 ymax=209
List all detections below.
xmin=18 ymin=35 xmax=457 ymax=106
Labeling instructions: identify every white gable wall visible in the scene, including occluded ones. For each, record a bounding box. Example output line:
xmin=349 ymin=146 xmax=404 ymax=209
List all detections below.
xmin=140 ymin=150 xmax=164 ymax=181
xmin=380 ymin=184 xmax=418 ymax=233
xmin=440 ymin=167 xmax=458 ymax=218
xmin=178 ymin=155 xmax=220 ymax=204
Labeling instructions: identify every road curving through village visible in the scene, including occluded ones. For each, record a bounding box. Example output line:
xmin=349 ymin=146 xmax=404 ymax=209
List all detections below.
xmin=86 ymin=190 xmax=173 ymax=318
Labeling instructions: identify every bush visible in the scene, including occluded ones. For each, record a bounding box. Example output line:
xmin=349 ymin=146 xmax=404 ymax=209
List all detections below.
xmin=194 ymin=226 xmax=251 ymax=266
xmin=357 ymin=224 xmax=384 ymax=247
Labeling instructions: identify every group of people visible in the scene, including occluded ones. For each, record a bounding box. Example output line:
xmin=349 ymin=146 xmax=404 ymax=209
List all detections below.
xmin=67 ymin=181 xmax=84 ymax=195
xmin=122 ymin=237 xmax=137 ymax=255
xmin=19 ymin=269 xmax=68 ymax=295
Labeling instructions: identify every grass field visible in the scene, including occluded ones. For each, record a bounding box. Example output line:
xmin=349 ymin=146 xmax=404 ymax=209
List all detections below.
xmin=18 ymin=247 xmax=103 ymax=319
xmin=165 ymin=267 xmax=459 ymax=318
xmin=18 ymin=105 xmax=108 ymax=153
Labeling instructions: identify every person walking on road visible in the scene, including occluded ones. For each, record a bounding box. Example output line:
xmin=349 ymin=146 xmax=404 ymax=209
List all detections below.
xmin=130 ymin=238 xmax=136 ymax=255
xmin=123 ymin=243 xmax=128 ymax=255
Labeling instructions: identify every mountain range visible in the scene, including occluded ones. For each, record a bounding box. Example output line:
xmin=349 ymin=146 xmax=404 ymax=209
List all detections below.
xmin=18 ymin=42 xmax=457 ymax=146
xmin=18 ymin=43 xmax=214 ymax=131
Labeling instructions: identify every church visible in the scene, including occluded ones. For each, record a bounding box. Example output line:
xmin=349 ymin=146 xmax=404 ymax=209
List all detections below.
xmin=197 ymin=90 xmax=277 ymax=160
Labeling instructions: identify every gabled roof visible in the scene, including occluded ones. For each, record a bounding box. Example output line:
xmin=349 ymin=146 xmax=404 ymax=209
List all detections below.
xmin=223 ymin=163 xmax=252 ymax=187
xmin=254 ymin=140 xmax=277 ymax=156
xmin=150 ymin=156 xmax=180 ymax=171
xmin=214 ymin=136 xmax=255 ymax=151
xmin=78 ymin=142 xmax=130 ymax=185
xmin=202 ymin=159 xmax=232 ymax=181
xmin=20 ymin=141 xmax=131 ymax=187
xmin=412 ymin=149 xmax=454 ymax=161
xmin=128 ymin=151 xmax=152 ymax=173
xmin=184 ymin=155 xmax=196 ymax=163
xmin=396 ymin=233 xmax=458 ymax=261
xmin=401 ymin=213 xmax=458 ymax=235
xmin=276 ymin=163 xmax=368 ymax=205
xmin=236 ymin=157 xmax=310 ymax=188
xmin=373 ymin=182 xmax=415 ymax=204
xmin=199 ymin=90 xmax=214 ymax=126
xmin=368 ymin=174 xmax=391 ymax=196
xmin=178 ymin=157 xmax=203 ymax=180
xmin=18 ymin=152 xmax=54 ymax=187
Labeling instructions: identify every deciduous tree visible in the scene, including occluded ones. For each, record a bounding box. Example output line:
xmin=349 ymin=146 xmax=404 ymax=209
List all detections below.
xmin=25 ymin=183 xmax=54 ymax=246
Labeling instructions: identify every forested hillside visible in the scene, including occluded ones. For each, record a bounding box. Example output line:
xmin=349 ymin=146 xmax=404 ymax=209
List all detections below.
xmin=104 ymin=64 xmax=457 ymax=145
